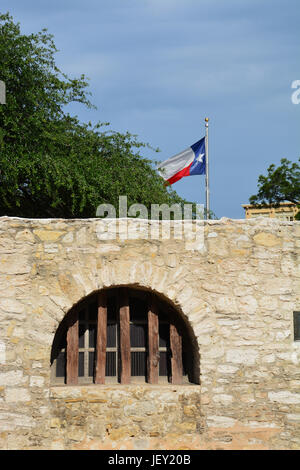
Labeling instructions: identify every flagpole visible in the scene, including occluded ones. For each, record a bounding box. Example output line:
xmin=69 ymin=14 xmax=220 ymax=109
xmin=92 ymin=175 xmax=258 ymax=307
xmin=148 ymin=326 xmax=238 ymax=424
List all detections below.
xmin=205 ymin=117 xmax=210 ymax=220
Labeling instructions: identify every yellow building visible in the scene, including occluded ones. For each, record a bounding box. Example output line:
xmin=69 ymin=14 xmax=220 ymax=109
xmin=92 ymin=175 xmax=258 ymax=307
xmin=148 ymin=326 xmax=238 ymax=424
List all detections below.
xmin=242 ymin=202 xmax=298 ymax=221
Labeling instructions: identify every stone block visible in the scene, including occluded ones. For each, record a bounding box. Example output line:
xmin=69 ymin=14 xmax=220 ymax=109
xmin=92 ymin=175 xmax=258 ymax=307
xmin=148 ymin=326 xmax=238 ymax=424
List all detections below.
xmin=226 ymin=349 xmax=259 ymax=365
xmin=5 ymin=388 xmax=31 ymax=402
xmin=253 ymin=232 xmax=281 ymax=247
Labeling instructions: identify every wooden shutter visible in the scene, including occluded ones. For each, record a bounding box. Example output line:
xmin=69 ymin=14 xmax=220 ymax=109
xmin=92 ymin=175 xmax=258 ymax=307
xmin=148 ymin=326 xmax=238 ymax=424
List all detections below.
xmin=118 ymin=288 xmax=131 ymax=384
xmin=66 ymin=310 xmax=79 ymax=385
xmin=94 ymin=291 xmax=107 ymax=384
xmin=170 ymin=322 xmax=183 ymax=384
xmin=147 ymin=294 xmax=159 ymax=383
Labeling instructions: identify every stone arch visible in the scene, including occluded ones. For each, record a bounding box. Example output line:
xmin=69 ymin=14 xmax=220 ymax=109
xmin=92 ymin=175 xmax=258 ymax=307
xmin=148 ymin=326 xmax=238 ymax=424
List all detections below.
xmin=50 ymin=283 xmax=200 ymax=385
xmin=47 ymin=257 xmax=204 ymax=328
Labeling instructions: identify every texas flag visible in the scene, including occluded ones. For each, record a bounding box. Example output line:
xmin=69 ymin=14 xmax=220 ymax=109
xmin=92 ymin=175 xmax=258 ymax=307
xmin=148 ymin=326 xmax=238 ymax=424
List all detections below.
xmin=157 ymin=137 xmax=206 ymax=185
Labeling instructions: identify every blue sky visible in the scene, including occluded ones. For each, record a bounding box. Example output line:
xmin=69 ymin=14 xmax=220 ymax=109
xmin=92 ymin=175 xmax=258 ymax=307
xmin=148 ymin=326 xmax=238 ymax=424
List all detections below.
xmin=2 ymin=0 xmax=299 ymax=218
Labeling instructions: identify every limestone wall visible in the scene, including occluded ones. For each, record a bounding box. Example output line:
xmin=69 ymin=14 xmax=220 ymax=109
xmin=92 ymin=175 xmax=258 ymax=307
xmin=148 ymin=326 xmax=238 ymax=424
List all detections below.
xmin=0 ymin=216 xmax=299 ymax=450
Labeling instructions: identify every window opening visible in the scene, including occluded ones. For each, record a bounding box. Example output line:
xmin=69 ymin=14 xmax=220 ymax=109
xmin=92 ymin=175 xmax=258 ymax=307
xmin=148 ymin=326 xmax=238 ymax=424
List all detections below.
xmin=51 ymin=287 xmax=195 ymax=385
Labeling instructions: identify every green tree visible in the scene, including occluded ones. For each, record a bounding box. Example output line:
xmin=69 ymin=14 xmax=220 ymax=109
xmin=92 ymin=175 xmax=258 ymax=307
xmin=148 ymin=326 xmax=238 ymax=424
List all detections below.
xmin=0 ymin=12 xmax=193 ymax=218
xmin=249 ymin=158 xmax=300 ymax=220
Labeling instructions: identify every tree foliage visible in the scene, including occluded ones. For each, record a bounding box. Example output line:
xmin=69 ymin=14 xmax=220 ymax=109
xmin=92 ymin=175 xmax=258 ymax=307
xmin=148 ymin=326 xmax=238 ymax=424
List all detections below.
xmin=0 ymin=12 xmax=193 ymax=218
xmin=249 ymin=158 xmax=300 ymax=220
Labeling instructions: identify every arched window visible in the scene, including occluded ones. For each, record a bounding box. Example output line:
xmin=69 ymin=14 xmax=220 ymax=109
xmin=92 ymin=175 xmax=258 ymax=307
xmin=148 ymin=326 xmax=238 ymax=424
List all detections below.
xmin=51 ymin=287 xmax=198 ymax=385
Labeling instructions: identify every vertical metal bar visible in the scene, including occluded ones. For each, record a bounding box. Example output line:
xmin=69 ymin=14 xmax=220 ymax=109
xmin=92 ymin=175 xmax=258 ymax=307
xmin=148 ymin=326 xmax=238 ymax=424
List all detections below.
xmin=205 ymin=117 xmax=210 ymax=220
xmin=84 ymin=307 xmax=89 ymax=380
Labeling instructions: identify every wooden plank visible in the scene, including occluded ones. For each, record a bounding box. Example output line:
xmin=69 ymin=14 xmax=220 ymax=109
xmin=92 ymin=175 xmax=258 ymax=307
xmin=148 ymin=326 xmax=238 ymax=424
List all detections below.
xmin=94 ymin=291 xmax=107 ymax=384
xmin=147 ymin=294 xmax=159 ymax=384
xmin=66 ymin=310 xmax=79 ymax=385
xmin=118 ymin=288 xmax=131 ymax=384
xmin=170 ymin=322 xmax=183 ymax=385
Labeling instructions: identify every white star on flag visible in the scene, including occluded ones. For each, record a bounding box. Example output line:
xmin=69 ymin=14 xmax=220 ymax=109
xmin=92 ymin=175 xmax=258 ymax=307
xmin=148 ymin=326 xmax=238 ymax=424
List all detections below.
xmin=197 ymin=153 xmax=205 ymax=163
